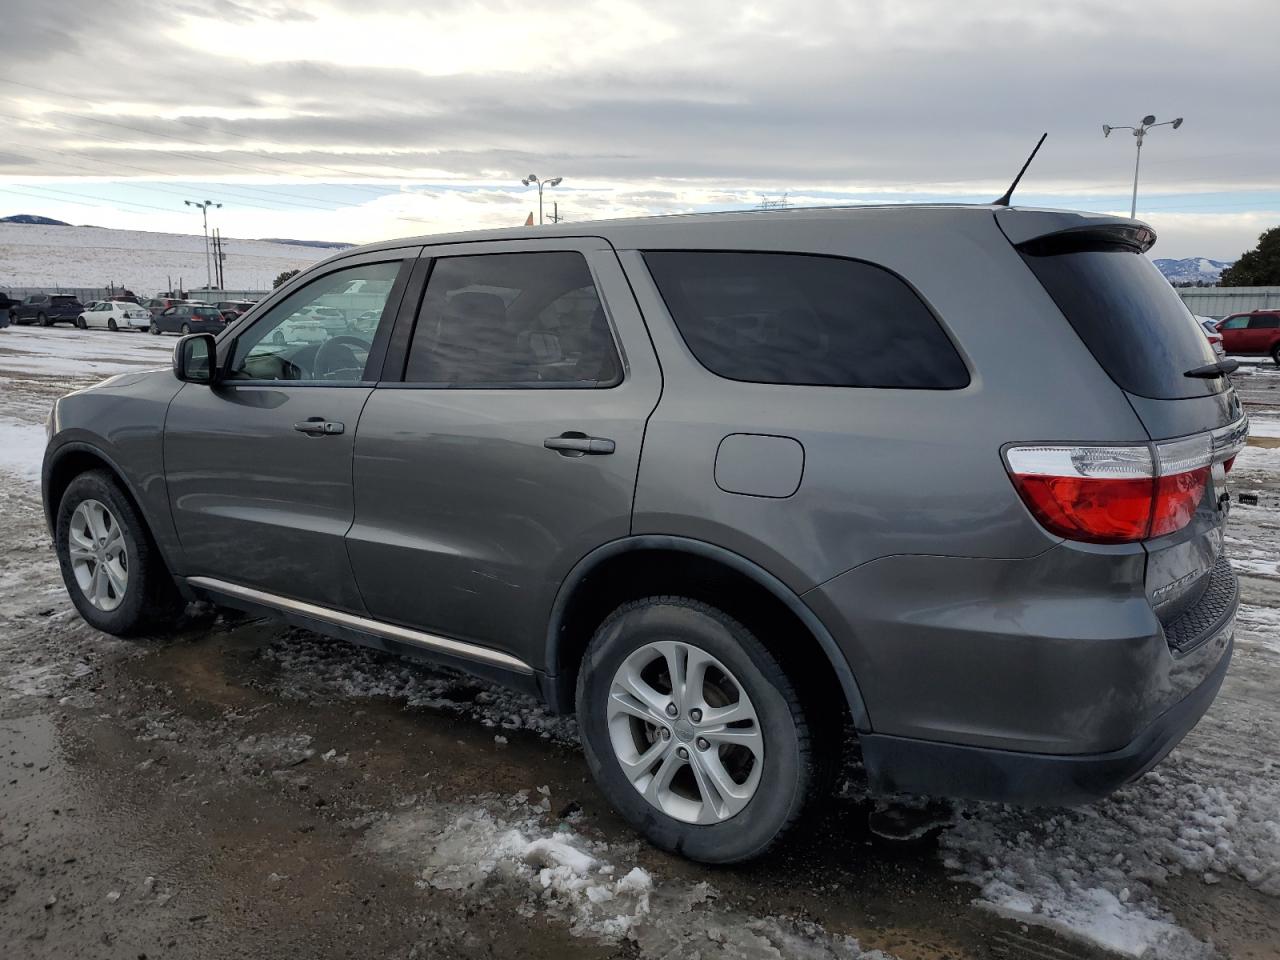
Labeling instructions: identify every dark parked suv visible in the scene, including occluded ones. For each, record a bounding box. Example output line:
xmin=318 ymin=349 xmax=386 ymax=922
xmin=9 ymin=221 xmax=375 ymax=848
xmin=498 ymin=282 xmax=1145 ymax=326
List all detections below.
xmin=41 ymin=207 xmax=1246 ymax=863
xmin=13 ymin=293 xmax=84 ymax=326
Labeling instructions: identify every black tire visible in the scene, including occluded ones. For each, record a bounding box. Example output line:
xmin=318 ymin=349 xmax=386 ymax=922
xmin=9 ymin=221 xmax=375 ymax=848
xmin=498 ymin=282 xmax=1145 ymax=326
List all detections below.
xmin=76 ymin=317 xmax=87 ymax=330
xmin=38 ymin=312 xmax=49 ymax=327
xmin=1272 ymin=344 xmax=1280 ymax=367
xmin=181 ymin=323 xmax=191 ymax=335
xmin=108 ymin=318 xmax=118 ymax=331
xmin=55 ymin=470 xmax=182 ymax=637
xmin=150 ymin=322 xmax=160 ymax=335
xmin=576 ymin=597 xmax=815 ymax=864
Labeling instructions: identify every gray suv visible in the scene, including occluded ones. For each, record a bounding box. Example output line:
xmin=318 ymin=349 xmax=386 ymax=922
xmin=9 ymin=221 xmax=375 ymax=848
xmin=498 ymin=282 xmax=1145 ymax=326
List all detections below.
xmin=42 ymin=206 xmax=1246 ymax=863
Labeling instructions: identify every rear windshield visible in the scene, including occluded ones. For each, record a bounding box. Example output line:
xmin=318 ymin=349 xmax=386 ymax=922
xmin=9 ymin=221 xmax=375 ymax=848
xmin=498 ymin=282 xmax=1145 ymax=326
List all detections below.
xmin=1020 ymin=240 xmax=1220 ymax=400
xmin=52 ymin=295 xmax=79 ymax=304
xmin=193 ymin=307 xmax=222 ymax=317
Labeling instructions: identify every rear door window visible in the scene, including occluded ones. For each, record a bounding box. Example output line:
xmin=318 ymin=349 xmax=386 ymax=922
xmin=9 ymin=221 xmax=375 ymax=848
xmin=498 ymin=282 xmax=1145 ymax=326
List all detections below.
xmin=404 ymin=251 xmax=621 ymax=387
xmin=642 ymin=251 xmax=968 ymax=389
xmin=1249 ymin=316 xmax=1280 ymax=329
xmin=1019 ymin=240 xmax=1220 ymax=399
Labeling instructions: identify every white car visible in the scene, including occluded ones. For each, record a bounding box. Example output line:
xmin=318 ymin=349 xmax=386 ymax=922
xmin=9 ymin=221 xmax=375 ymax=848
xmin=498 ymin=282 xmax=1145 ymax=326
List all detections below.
xmin=77 ymin=300 xmax=152 ymax=332
xmin=1195 ymin=315 xmax=1227 ymax=361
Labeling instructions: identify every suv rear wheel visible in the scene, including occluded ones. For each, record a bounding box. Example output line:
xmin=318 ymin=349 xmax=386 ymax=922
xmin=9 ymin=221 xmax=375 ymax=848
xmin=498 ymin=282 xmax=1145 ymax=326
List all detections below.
xmin=55 ymin=470 xmax=181 ymax=636
xmin=576 ymin=597 xmax=814 ymax=863
xmin=1272 ymin=343 xmax=1280 ymax=367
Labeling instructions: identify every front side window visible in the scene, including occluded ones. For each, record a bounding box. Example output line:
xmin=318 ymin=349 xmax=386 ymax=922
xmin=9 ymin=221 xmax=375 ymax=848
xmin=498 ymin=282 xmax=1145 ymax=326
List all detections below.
xmin=404 ymin=251 xmax=621 ymax=387
xmin=228 ymin=261 xmax=403 ymax=383
xmin=644 ymin=250 xmax=968 ymax=389
xmin=1220 ymin=316 xmax=1248 ymax=330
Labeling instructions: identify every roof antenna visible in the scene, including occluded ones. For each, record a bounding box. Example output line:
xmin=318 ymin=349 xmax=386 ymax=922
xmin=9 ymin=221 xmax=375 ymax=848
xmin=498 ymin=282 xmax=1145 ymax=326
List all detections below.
xmin=993 ymin=132 xmax=1047 ymax=207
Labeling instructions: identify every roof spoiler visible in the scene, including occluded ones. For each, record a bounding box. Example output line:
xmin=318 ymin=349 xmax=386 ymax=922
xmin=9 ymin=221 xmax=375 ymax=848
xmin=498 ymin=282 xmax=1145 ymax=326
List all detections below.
xmin=994 ymin=208 xmax=1156 ymax=254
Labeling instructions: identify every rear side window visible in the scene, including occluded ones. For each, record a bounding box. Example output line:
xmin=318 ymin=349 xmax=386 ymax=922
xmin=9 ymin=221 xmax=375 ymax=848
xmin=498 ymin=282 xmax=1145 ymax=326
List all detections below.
xmin=1020 ymin=240 xmax=1219 ymax=400
xmin=1250 ymin=315 xmax=1280 ymax=329
xmin=642 ymin=251 xmax=968 ymax=389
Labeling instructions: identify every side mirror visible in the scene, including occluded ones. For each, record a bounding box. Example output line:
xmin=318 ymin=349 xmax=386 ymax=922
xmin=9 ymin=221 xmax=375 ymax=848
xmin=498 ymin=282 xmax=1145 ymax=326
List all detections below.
xmin=173 ymin=333 xmax=219 ymax=384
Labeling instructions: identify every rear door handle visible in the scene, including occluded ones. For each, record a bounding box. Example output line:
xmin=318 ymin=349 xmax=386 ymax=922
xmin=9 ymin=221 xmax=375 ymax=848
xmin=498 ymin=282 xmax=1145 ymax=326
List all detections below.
xmin=294 ymin=418 xmax=344 ymax=436
xmin=544 ymin=433 xmax=615 ymax=456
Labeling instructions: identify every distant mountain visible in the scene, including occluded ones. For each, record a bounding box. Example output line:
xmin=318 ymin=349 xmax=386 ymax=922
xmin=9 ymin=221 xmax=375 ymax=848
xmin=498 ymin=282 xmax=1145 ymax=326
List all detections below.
xmin=1154 ymin=257 xmax=1233 ymax=285
xmin=0 ymin=214 xmax=71 ymax=226
xmin=259 ymin=237 xmax=355 ymax=250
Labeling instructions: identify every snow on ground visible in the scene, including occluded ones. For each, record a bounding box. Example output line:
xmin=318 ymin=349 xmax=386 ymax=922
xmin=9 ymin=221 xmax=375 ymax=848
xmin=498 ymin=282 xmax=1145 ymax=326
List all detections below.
xmin=1248 ymin=416 xmax=1280 ymax=439
xmin=0 ymin=222 xmax=328 ymax=293
xmin=0 ymin=417 xmax=46 ymax=483
xmin=0 ymin=324 xmax=173 ymax=378
xmin=364 ymin=793 xmax=892 ymax=959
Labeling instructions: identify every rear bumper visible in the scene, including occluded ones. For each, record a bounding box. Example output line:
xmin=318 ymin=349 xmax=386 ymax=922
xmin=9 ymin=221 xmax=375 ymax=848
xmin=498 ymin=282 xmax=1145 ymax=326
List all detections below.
xmin=860 ymin=636 xmax=1231 ymax=804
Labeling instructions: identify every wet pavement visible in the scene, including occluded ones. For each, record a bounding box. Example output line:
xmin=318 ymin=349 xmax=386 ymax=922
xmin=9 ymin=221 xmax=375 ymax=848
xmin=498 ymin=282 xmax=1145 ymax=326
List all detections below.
xmin=2 ymin=327 xmax=1279 ymax=959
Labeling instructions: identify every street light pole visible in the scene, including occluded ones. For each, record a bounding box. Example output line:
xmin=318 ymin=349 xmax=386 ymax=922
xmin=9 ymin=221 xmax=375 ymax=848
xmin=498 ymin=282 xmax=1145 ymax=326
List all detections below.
xmin=184 ymin=199 xmax=222 ymax=291
xmin=1102 ymin=115 xmax=1183 ymax=219
xmin=519 ymin=174 xmax=562 ymax=225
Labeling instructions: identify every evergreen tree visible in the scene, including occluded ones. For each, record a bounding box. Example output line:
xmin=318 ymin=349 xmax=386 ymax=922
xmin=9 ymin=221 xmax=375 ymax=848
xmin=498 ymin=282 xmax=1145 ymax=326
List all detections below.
xmin=273 ymin=269 xmax=301 ymax=289
xmin=1219 ymin=227 xmax=1280 ymax=286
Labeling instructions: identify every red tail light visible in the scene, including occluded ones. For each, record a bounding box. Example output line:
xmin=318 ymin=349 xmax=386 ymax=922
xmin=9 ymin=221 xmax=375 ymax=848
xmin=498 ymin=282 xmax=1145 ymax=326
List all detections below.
xmin=1005 ymin=431 xmax=1237 ymax=544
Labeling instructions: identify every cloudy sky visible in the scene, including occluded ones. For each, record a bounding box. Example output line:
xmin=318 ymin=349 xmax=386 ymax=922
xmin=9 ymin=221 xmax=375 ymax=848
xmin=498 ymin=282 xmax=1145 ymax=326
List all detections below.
xmin=1 ymin=0 xmax=1277 ymax=259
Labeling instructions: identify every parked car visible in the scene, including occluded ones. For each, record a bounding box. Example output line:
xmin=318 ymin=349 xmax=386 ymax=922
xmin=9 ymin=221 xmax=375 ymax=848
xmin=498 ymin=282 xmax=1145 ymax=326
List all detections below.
xmin=1195 ymin=315 xmax=1227 ymax=360
xmin=40 ymin=207 xmax=1246 ymax=864
xmin=216 ymin=300 xmax=257 ymax=322
xmin=270 ymin=318 xmax=328 ymax=346
xmin=150 ymin=303 xmax=227 ymax=335
xmin=1217 ymin=310 xmax=1280 ymax=364
xmin=292 ymin=304 xmax=350 ymax=336
xmin=12 ymin=293 xmax=84 ymax=326
xmin=1 ymin=290 xmax=20 ymax=325
xmin=78 ymin=300 xmax=153 ymax=332
xmin=142 ymin=297 xmax=192 ymax=319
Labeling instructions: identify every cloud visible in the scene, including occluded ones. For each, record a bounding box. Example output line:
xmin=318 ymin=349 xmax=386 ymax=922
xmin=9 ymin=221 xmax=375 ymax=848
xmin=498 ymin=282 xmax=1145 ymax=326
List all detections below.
xmin=0 ymin=0 xmax=1275 ymax=256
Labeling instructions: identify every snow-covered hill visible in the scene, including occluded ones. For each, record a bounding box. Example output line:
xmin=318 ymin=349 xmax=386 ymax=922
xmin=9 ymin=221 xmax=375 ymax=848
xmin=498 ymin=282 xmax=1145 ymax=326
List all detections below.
xmin=0 ymin=223 xmax=332 ymax=294
xmin=1154 ymin=256 xmax=1234 ymax=285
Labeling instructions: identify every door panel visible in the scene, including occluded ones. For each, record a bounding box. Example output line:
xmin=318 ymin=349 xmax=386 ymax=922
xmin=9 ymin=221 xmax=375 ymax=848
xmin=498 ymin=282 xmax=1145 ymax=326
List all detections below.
xmin=164 ymin=383 xmax=373 ymax=610
xmin=347 ymin=239 xmax=662 ymax=663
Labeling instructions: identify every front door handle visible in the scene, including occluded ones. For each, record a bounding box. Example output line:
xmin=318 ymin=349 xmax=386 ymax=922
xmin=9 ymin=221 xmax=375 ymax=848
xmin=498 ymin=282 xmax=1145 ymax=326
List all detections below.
xmin=544 ymin=433 xmax=615 ymax=456
xmin=294 ymin=418 xmax=344 ymax=436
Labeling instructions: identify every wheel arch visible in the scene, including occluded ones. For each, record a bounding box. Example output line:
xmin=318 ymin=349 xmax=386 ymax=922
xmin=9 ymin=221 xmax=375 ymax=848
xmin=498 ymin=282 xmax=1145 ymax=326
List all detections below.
xmin=43 ymin=441 xmax=184 ymax=590
xmin=543 ymin=535 xmax=870 ymax=730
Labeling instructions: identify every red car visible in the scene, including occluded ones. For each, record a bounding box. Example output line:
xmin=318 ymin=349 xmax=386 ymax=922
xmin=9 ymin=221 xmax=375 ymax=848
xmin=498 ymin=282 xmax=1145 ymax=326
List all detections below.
xmin=1217 ymin=310 xmax=1280 ymax=364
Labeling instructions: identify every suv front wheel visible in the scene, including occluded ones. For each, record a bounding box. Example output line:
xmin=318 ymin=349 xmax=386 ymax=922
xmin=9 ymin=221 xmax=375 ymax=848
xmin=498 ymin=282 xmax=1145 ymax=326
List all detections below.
xmin=576 ymin=597 xmax=815 ymax=863
xmin=55 ymin=470 xmax=181 ymax=635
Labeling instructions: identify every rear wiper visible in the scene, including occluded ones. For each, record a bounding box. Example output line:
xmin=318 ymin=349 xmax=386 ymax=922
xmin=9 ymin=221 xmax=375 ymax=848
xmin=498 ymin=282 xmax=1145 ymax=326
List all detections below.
xmin=1184 ymin=359 xmax=1239 ymax=379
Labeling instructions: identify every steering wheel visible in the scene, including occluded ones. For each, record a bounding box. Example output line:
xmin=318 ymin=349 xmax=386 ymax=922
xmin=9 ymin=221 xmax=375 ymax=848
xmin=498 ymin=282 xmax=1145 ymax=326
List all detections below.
xmin=312 ymin=335 xmax=371 ymax=380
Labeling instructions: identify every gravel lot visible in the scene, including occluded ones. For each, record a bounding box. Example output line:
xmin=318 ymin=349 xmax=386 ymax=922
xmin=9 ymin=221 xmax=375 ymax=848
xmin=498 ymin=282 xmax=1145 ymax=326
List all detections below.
xmin=2 ymin=326 xmax=1278 ymax=960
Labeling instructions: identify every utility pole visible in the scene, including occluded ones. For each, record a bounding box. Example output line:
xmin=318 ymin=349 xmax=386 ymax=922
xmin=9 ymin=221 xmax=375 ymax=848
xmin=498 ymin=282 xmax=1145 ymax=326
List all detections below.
xmin=213 ymin=229 xmax=227 ymax=290
xmin=548 ymin=201 xmax=563 ymax=224
xmin=184 ymin=199 xmax=222 ymax=291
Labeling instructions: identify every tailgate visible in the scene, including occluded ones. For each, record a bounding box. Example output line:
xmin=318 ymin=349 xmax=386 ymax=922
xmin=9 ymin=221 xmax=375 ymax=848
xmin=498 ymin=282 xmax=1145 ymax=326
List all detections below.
xmin=1006 ymin=215 xmax=1249 ymax=633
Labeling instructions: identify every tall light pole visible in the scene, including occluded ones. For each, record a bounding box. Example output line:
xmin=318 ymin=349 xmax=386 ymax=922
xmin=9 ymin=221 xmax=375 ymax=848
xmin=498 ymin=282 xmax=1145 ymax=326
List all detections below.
xmin=520 ymin=174 xmax=562 ymax=225
xmin=184 ymin=199 xmax=222 ymax=291
xmin=1102 ymin=115 xmax=1183 ymax=218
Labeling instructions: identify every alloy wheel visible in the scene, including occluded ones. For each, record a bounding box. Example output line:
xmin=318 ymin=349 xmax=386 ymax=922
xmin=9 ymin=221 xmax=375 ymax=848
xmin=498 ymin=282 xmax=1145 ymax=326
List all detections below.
xmin=606 ymin=640 xmax=763 ymax=824
xmin=67 ymin=499 xmax=129 ymax=612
